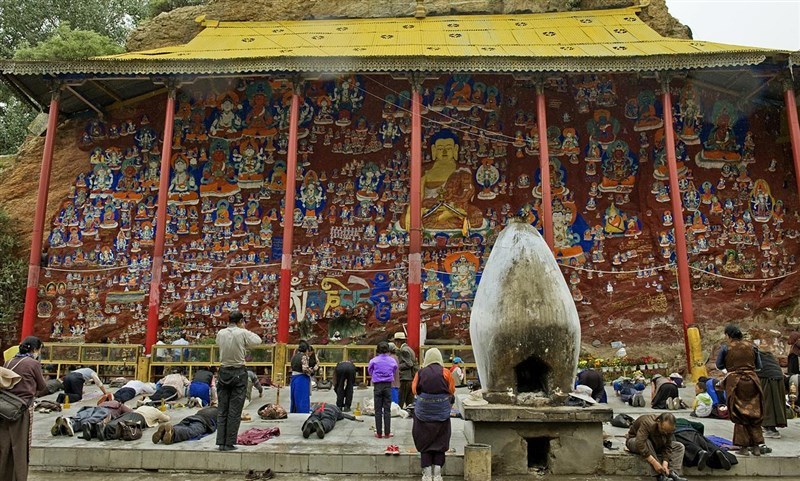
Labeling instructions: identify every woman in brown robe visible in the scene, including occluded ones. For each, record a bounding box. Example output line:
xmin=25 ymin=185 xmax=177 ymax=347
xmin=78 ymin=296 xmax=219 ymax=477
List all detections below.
xmin=1 ymin=336 xmax=47 ymax=481
xmin=716 ymin=325 xmax=765 ymax=456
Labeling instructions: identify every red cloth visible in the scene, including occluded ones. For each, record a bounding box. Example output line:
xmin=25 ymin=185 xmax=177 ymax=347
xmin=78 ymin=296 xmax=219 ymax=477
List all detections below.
xmin=236 ymin=427 xmax=281 ymax=445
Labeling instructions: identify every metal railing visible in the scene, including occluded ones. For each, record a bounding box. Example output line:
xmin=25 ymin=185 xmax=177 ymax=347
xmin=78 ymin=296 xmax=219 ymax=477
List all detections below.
xmin=40 ymin=343 xmax=142 ymax=380
xmin=148 ymin=344 xmax=274 ymax=381
xmin=36 ymin=342 xmax=476 ymax=384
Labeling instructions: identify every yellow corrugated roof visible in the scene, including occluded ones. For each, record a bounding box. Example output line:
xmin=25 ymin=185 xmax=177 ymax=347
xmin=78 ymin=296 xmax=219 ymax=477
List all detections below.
xmin=103 ymin=7 xmax=771 ymax=62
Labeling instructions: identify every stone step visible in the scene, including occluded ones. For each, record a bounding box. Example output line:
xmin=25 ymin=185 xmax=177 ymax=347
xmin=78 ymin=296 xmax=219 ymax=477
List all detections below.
xmin=603 ymin=451 xmax=800 ymax=478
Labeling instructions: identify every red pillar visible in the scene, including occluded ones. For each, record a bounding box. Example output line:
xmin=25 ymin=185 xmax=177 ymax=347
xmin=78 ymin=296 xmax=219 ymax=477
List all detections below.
xmin=662 ymin=81 xmax=694 ymax=370
xmin=783 ymin=82 xmax=800 ymax=197
xmin=277 ymin=91 xmax=300 ymax=344
xmin=20 ymin=88 xmax=61 ymax=341
xmin=407 ymin=88 xmax=423 ymax=353
xmin=145 ymin=88 xmax=176 ymax=355
xmin=536 ymin=84 xmax=554 ymax=249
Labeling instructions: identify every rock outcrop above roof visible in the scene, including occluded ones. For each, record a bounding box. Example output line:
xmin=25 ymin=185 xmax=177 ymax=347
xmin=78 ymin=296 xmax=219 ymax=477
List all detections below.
xmin=126 ymin=0 xmax=690 ymax=52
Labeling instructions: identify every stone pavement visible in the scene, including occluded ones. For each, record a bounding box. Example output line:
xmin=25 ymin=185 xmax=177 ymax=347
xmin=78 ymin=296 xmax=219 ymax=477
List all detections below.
xmin=28 ymin=380 xmax=800 ymax=477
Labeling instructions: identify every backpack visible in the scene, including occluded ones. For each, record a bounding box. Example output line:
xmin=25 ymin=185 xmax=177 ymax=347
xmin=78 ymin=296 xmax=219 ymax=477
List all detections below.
xmin=610 ymin=413 xmax=635 ymax=428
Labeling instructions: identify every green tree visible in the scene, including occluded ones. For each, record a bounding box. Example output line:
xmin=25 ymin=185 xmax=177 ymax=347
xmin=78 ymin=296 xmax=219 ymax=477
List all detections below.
xmin=0 ymin=209 xmax=26 ymax=327
xmin=13 ymin=24 xmax=125 ymax=61
xmin=0 ymin=86 xmax=36 ymax=155
xmin=0 ymin=0 xmax=148 ymax=59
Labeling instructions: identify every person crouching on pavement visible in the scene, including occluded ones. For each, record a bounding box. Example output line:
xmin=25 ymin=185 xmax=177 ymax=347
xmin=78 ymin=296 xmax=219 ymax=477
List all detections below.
xmin=625 ymin=413 xmax=687 ymax=481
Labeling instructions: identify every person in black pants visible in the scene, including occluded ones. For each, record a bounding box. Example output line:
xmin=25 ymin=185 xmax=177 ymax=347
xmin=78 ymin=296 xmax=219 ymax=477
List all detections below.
xmin=675 ymin=427 xmax=736 ymax=471
xmin=301 ymin=403 xmax=357 ymax=439
xmin=333 ymin=360 xmax=356 ymax=411
xmin=215 ymin=311 xmax=262 ymax=451
xmin=153 ymin=406 xmax=219 ymax=444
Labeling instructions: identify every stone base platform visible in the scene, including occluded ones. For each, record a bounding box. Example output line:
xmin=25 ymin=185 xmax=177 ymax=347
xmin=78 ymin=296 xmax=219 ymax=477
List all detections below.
xmin=462 ymin=404 xmax=613 ymax=475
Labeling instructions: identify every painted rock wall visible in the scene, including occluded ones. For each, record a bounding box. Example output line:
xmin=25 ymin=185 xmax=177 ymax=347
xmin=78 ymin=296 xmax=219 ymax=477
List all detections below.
xmin=35 ymin=73 xmax=800 ymax=350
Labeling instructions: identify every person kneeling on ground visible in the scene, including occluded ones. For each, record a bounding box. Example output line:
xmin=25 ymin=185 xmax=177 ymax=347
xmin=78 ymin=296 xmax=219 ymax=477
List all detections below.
xmin=625 ymin=413 xmax=687 ymax=481
xmin=51 ymin=400 xmax=131 ymax=440
xmin=651 ymin=374 xmax=681 ymax=410
xmin=188 ymin=367 xmax=217 ymax=407
xmin=301 ymin=402 xmax=359 ymax=439
xmin=152 ymin=406 xmax=219 ymax=445
xmin=56 ymin=367 xmax=108 ymax=403
xmin=99 ymin=405 xmax=171 ymax=441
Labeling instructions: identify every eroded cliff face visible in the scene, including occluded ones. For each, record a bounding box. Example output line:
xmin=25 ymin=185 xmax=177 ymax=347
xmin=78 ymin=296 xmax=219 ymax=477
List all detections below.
xmin=126 ymin=0 xmax=689 ymax=52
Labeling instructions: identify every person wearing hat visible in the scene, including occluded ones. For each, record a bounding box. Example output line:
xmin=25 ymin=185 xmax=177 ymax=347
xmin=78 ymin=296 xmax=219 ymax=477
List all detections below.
xmin=394 ymin=331 xmax=418 ymax=409
xmin=449 ymin=357 xmax=466 ymax=387
xmin=2 ymin=336 xmax=47 ymax=481
xmin=566 ymin=385 xmax=597 ymax=407
xmin=669 ymin=373 xmax=684 ymax=388
xmin=625 ymin=412 xmax=687 ymax=481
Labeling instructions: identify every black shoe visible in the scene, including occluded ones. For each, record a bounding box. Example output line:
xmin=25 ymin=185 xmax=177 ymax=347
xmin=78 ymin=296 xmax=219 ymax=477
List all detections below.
xmin=223 ymin=445 xmax=238 ymax=451
xmin=714 ymin=450 xmax=732 ymax=471
xmin=668 ymin=470 xmax=687 ymax=481
xmin=81 ymin=423 xmax=93 ymax=440
xmin=696 ymin=449 xmax=709 ymax=471
xmin=302 ymin=422 xmax=313 ymax=439
xmin=342 ymin=406 xmax=350 ymax=412
xmin=314 ymin=420 xmax=325 ymax=439
xmin=655 ymin=475 xmax=668 ymax=481
xmin=96 ymin=422 xmax=107 ymax=442
xmin=218 ymin=445 xmax=226 ymax=451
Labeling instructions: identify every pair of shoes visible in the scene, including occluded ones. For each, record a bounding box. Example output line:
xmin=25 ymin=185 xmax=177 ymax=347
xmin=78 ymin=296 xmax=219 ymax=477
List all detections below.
xmin=696 ymin=450 xmax=709 ymax=471
xmin=668 ymin=470 xmax=687 ymax=481
xmin=96 ymin=421 xmax=107 ymax=441
xmin=162 ymin=424 xmax=174 ymax=445
xmin=384 ymin=445 xmax=400 ymax=455
xmin=302 ymin=422 xmax=313 ymax=439
xmin=313 ymin=420 xmax=325 ymax=439
xmin=714 ymin=450 xmax=732 ymax=470
xmin=152 ymin=424 xmax=167 ymax=444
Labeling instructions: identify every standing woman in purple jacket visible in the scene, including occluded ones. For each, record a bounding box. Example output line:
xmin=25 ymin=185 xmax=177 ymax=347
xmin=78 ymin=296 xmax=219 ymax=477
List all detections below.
xmin=368 ymin=341 xmax=398 ymax=439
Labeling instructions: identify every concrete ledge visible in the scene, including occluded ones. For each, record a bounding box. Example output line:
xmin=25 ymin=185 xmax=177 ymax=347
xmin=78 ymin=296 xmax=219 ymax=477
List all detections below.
xmin=462 ymin=404 xmax=613 ymax=423
xmin=603 ymin=451 xmax=799 ymax=477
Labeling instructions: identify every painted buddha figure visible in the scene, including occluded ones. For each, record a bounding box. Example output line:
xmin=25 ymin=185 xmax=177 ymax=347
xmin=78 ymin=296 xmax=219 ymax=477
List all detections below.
xmin=200 ymin=140 xmax=240 ymax=197
xmin=404 ymin=129 xmax=483 ymax=231
xmin=168 ymin=153 xmax=199 ymax=203
xmin=243 ymin=82 xmax=277 ymax=138
xmin=698 ymin=101 xmax=741 ymax=163
xmin=600 ymin=140 xmax=637 ymax=193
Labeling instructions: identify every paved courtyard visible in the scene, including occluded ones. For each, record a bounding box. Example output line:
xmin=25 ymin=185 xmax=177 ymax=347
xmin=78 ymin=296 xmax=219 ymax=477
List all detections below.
xmin=28 ymin=379 xmax=800 ymax=478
